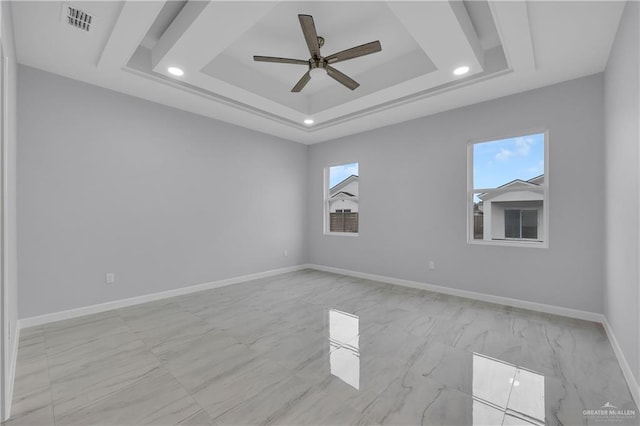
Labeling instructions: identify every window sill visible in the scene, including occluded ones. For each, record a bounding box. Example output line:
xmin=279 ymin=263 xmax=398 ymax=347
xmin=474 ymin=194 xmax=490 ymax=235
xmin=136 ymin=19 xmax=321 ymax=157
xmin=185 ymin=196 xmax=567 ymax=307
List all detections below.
xmin=325 ymin=232 xmax=359 ymax=237
xmin=468 ymin=239 xmax=547 ymax=249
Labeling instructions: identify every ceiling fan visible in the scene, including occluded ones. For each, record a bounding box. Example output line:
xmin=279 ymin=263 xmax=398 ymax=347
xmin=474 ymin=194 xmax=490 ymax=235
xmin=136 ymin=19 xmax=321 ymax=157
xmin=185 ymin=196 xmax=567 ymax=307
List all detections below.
xmin=253 ymin=14 xmax=382 ymax=92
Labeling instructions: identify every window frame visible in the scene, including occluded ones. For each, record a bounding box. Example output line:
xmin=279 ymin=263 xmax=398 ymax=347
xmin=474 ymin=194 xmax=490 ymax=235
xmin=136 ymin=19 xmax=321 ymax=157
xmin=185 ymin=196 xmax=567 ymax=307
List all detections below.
xmin=324 ymin=162 xmax=359 ymax=237
xmin=467 ymin=129 xmax=549 ymax=248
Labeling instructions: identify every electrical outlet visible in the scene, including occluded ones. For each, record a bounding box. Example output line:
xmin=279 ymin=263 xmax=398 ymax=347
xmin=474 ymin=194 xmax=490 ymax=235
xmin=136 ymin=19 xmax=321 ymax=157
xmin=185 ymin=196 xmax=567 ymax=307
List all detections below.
xmin=429 ymin=260 xmax=435 ymax=270
xmin=283 ymin=249 xmax=288 ymax=257
xmin=105 ymin=273 xmax=115 ymax=284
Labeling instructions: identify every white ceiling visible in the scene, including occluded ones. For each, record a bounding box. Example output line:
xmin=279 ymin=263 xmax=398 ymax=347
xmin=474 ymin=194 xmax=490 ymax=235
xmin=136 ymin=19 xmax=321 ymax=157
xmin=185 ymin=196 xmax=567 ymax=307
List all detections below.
xmin=12 ymin=1 xmax=625 ymax=144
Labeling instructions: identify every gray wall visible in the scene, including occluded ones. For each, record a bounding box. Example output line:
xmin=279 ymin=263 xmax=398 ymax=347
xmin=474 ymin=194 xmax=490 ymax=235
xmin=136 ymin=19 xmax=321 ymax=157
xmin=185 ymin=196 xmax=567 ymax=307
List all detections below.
xmin=2 ymin=0 xmax=18 ymax=420
xmin=17 ymin=62 xmax=611 ymax=318
xmin=308 ymin=74 xmax=605 ymax=313
xmin=17 ymin=66 xmax=307 ymax=318
xmin=604 ymin=0 xmax=639 ymax=389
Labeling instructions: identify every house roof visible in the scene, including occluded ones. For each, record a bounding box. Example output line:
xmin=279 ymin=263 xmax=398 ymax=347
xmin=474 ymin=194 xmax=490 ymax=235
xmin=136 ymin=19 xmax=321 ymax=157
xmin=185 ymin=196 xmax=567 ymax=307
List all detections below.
xmin=495 ymin=174 xmax=544 ymax=189
xmin=526 ymin=174 xmax=544 ymax=185
xmin=477 ymin=174 xmax=544 ymax=201
xmin=330 ymin=175 xmax=359 ymax=194
xmin=331 ymin=191 xmax=356 ymax=198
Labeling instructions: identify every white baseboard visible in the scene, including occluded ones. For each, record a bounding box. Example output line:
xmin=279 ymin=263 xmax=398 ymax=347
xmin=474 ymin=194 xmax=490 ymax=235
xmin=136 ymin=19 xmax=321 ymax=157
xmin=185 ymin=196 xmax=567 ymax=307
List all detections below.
xmin=602 ymin=317 xmax=640 ymax=408
xmin=306 ymin=264 xmax=603 ymax=322
xmin=19 ymin=265 xmax=306 ymax=329
xmin=18 ymin=262 xmax=602 ymax=328
xmin=4 ymin=324 xmax=19 ymax=421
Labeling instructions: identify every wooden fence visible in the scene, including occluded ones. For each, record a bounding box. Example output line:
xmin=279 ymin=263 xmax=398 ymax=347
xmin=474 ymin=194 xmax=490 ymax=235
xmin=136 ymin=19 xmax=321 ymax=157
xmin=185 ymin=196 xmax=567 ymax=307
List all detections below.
xmin=330 ymin=212 xmax=359 ymax=233
xmin=473 ymin=215 xmax=483 ymax=239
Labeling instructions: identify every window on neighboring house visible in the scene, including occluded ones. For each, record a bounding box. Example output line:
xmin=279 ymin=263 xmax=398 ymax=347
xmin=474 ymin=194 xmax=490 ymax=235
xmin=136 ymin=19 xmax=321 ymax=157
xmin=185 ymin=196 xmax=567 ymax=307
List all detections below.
xmin=326 ymin=162 xmax=359 ymax=234
xmin=505 ymin=209 xmax=538 ymax=239
xmin=468 ymin=132 xmax=547 ymax=246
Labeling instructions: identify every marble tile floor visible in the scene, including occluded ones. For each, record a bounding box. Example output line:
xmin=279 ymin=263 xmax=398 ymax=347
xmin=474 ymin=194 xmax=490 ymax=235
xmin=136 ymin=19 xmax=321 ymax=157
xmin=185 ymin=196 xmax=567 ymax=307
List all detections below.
xmin=3 ymin=269 xmax=638 ymax=426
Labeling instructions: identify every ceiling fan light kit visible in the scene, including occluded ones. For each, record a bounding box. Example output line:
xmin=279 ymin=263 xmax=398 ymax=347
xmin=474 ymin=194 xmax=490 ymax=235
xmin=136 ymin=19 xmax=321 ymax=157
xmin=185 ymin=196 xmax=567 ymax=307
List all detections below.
xmin=309 ymin=66 xmax=327 ymax=80
xmin=253 ymin=14 xmax=382 ymax=93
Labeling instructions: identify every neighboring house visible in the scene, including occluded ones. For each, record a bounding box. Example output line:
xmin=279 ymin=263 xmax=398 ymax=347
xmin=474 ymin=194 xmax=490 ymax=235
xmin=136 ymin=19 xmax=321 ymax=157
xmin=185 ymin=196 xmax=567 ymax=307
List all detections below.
xmin=477 ymin=175 xmax=544 ymax=241
xmin=329 ymin=175 xmax=359 ymax=213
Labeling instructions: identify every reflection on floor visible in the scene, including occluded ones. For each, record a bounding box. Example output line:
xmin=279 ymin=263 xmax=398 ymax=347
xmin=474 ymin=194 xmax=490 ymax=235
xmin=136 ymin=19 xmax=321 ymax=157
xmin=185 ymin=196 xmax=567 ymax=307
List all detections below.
xmin=3 ymin=269 xmax=638 ymax=425
xmin=329 ymin=309 xmax=360 ymax=390
xmin=472 ymin=353 xmax=545 ymax=425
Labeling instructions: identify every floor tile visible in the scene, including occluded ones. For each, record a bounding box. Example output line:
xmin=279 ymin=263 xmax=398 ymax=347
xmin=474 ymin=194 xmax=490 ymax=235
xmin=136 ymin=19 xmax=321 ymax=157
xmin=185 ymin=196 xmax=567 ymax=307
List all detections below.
xmin=363 ymin=374 xmax=477 ymax=425
xmin=1 ymin=405 xmax=55 ymax=426
xmin=208 ymin=374 xmax=315 ymax=425
xmin=54 ymin=370 xmax=204 ymax=425
xmin=119 ymin=300 xmax=216 ymax=351
xmin=49 ymin=341 xmax=162 ymax=418
xmin=190 ymin=357 xmax=300 ymax=419
xmin=5 ymin=269 xmax=638 ymax=426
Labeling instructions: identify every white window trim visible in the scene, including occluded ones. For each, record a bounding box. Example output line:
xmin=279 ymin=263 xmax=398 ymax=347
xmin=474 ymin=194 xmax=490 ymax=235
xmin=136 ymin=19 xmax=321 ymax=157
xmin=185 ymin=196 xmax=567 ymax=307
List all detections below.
xmin=324 ymin=162 xmax=359 ymax=237
xmin=467 ymin=129 xmax=549 ymax=249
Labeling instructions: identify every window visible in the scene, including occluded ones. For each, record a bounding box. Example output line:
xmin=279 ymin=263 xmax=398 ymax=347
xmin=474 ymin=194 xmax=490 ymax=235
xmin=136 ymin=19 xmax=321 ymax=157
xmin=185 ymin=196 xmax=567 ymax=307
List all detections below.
xmin=325 ymin=162 xmax=359 ymax=234
xmin=468 ymin=132 xmax=547 ymax=246
xmin=505 ymin=209 xmax=538 ymax=239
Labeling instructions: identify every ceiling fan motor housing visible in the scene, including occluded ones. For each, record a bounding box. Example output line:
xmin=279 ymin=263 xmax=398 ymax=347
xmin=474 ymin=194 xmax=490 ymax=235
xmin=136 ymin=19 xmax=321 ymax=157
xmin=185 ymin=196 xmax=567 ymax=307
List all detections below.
xmin=310 ymin=58 xmax=327 ymax=70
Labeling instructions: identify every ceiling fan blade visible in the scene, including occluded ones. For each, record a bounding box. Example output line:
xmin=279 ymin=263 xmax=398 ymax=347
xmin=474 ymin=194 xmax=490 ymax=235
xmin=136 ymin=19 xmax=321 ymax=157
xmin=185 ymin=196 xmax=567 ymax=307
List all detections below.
xmin=298 ymin=14 xmax=321 ymax=59
xmin=326 ymin=41 xmax=382 ymax=64
xmin=326 ymin=66 xmax=360 ymax=90
xmin=253 ymin=56 xmax=309 ymax=65
xmin=291 ymin=71 xmax=311 ymax=92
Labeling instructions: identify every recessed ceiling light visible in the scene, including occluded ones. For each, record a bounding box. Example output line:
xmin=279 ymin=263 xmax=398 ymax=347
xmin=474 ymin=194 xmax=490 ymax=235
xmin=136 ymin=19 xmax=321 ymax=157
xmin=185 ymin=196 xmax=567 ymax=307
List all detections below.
xmin=453 ymin=66 xmax=470 ymax=76
xmin=304 ymin=118 xmax=314 ymax=125
xmin=168 ymin=67 xmax=184 ymax=76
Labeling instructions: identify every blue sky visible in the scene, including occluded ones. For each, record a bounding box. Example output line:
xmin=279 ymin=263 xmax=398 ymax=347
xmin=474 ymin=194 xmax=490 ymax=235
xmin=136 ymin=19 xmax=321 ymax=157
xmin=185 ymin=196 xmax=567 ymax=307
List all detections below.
xmin=473 ymin=133 xmax=544 ymax=190
xmin=330 ymin=162 xmax=358 ymax=187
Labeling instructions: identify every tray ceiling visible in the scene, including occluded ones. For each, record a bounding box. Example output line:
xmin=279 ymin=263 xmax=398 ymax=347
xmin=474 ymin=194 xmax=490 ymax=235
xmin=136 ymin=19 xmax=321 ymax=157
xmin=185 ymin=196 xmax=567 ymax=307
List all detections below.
xmin=12 ymin=1 xmax=625 ymax=144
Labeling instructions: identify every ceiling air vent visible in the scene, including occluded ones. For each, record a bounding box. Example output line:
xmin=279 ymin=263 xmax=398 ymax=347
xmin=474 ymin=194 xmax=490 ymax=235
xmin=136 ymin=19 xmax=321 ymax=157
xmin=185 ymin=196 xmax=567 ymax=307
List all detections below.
xmin=63 ymin=4 xmax=93 ymax=32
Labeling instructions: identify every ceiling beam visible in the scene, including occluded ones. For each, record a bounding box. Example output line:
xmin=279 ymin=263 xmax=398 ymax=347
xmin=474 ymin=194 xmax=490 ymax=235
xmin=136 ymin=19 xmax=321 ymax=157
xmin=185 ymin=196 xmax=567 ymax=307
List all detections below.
xmin=387 ymin=1 xmax=485 ymax=75
xmin=488 ymin=1 xmax=536 ymax=72
xmin=151 ymin=2 xmax=276 ymax=73
xmin=97 ymin=1 xmax=166 ymax=71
